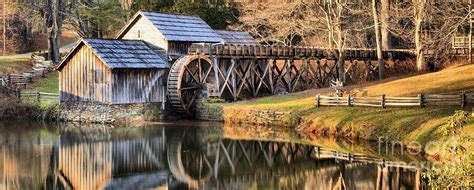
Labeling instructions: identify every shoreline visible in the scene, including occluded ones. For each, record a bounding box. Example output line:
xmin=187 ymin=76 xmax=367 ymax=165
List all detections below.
xmin=218 ymin=101 xmax=473 ymax=161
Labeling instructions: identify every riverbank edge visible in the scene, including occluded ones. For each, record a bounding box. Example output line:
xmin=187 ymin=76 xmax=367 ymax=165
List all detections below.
xmin=198 ymin=101 xmax=473 ymax=161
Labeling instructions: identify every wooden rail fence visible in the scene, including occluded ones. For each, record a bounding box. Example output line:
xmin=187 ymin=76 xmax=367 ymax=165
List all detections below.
xmin=315 ymin=92 xmax=473 ymax=108
xmin=17 ymin=91 xmax=59 ymax=104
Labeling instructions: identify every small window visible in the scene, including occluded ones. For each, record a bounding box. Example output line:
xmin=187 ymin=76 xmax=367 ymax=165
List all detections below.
xmin=138 ymin=30 xmax=141 ymax=38
xmin=94 ymin=70 xmax=103 ymax=84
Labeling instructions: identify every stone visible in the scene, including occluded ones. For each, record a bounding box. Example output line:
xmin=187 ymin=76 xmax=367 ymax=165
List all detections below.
xmin=59 ymin=101 xmax=165 ymax=124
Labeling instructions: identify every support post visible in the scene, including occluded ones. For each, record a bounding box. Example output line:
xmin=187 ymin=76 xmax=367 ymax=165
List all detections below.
xmin=213 ymin=57 xmax=220 ymax=93
xmin=37 ymin=91 xmax=41 ymax=103
xmin=316 ymin=94 xmax=321 ymax=107
xmin=461 ymin=91 xmax=466 ymax=108
xmin=419 ymin=93 xmax=425 ymax=108
xmin=268 ymin=59 xmax=274 ymax=94
xmin=381 ymin=94 xmax=386 ymax=109
xmin=15 ymin=87 xmax=20 ymax=99
xmin=6 ymin=73 xmax=10 ymax=86
xmin=470 ymin=0 xmax=473 ymax=64
xmin=348 ymin=94 xmax=352 ymax=107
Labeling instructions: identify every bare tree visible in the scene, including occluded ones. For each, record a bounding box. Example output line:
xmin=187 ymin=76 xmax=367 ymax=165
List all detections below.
xmin=380 ymin=0 xmax=391 ymax=50
xmin=235 ymin=1 xmax=319 ymax=45
xmin=46 ymin=0 xmax=65 ymax=63
xmin=372 ymin=0 xmax=384 ymax=79
xmin=412 ymin=0 xmax=427 ymax=71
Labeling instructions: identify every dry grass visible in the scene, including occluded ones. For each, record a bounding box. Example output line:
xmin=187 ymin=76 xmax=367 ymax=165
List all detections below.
xmin=0 ymin=58 xmax=32 ymax=73
xmin=227 ymin=64 xmax=474 ymax=111
xmin=351 ymin=64 xmax=474 ymax=96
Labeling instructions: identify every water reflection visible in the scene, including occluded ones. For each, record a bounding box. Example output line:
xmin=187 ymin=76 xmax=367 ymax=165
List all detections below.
xmin=0 ymin=121 xmax=428 ymax=190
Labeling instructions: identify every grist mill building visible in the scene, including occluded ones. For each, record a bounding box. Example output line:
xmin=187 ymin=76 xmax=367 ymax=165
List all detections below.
xmin=57 ymin=11 xmax=257 ymax=123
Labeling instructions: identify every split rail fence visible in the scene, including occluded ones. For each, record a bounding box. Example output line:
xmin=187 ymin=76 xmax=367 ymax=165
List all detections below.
xmin=315 ymin=92 xmax=473 ymax=108
xmin=18 ymin=91 xmax=59 ymax=104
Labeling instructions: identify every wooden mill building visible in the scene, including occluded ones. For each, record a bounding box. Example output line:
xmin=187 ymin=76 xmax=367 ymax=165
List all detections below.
xmin=58 ymin=11 xmax=257 ymax=107
xmin=57 ymin=38 xmax=168 ymax=104
xmin=116 ymin=11 xmax=224 ymax=60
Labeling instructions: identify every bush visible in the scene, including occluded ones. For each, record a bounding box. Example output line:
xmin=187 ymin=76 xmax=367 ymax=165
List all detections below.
xmin=423 ymin=110 xmax=473 ymax=188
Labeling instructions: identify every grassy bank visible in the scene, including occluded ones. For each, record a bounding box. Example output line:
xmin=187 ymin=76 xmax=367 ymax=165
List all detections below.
xmin=0 ymin=58 xmax=32 ymax=73
xmin=26 ymin=72 xmax=59 ymax=93
xmin=223 ymin=64 xmax=474 ymax=155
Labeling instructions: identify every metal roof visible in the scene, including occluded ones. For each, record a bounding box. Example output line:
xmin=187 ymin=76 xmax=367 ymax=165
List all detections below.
xmin=140 ymin=11 xmax=223 ymax=43
xmin=215 ymin=30 xmax=258 ymax=45
xmin=58 ymin=38 xmax=168 ymax=70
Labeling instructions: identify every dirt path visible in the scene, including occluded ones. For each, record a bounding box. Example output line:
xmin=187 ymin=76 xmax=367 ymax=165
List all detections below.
xmin=0 ymin=40 xmax=77 ymax=59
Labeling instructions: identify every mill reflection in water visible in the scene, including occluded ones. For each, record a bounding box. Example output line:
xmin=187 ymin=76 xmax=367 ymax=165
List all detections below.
xmin=0 ymin=121 xmax=428 ymax=190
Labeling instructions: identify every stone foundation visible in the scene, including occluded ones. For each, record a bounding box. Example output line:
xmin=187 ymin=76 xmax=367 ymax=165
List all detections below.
xmin=195 ymin=98 xmax=224 ymax=121
xmin=223 ymin=108 xmax=291 ymax=126
xmin=59 ymin=102 xmax=165 ymax=124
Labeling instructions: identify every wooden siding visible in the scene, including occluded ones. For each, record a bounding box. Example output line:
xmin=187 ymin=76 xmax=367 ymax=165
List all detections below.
xmin=168 ymin=42 xmax=193 ymax=57
xmin=112 ymin=69 xmax=166 ymax=104
xmin=60 ymin=45 xmax=112 ymax=103
xmin=121 ymin=16 xmax=168 ymax=57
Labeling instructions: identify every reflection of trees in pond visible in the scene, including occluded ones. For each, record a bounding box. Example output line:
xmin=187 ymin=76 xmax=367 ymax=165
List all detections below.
xmin=0 ymin=126 xmax=57 ymax=190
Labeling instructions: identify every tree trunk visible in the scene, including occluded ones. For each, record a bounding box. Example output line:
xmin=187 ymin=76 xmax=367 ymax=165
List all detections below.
xmin=47 ymin=0 xmax=64 ymax=64
xmin=414 ymin=0 xmax=427 ymax=71
xmin=380 ymin=0 xmax=391 ymax=50
xmin=337 ymin=51 xmax=345 ymax=83
xmin=372 ymin=0 xmax=385 ymax=79
xmin=3 ymin=0 xmax=6 ymax=55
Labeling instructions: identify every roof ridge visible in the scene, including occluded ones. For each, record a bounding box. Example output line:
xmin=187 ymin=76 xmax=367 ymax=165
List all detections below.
xmin=83 ymin=38 xmax=145 ymax=42
xmin=139 ymin=10 xmax=200 ymax=18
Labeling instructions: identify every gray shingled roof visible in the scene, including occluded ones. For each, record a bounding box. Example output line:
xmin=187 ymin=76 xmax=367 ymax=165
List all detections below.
xmin=141 ymin=11 xmax=223 ymax=43
xmin=215 ymin=30 xmax=258 ymax=45
xmin=83 ymin=38 xmax=168 ymax=69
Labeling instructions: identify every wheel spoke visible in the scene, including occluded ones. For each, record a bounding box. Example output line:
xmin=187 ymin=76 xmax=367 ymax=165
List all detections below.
xmin=181 ymin=86 xmax=201 ymax=91
xmin=185 ymin=66 xmax=200 ymax=84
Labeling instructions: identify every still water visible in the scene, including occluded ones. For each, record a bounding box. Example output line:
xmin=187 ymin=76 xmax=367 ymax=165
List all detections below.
xmin=0 ymin=121 xmax=428 ymax=190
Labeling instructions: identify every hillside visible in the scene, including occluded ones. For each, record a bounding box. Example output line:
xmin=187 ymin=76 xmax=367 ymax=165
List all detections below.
xmin=223 ymin=64 xmax=474 ymax=155
xmin=226 ymin=64 xmax=474 ymax=111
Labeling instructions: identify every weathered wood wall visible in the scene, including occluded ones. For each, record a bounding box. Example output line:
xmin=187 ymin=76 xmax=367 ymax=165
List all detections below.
xmin=120 ymin=16 xmax=168 ymax=57
xmin=112 ymin=69 xmax=166 ymax=104
xmin=168 ymin=42 xmax=193 ymax=58
xmin=60 ymin=45 xmax=112 ymax=103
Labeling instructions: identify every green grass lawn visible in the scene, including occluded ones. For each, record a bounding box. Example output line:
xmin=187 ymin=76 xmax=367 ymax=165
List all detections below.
xmin=0 ymin=58 xmax=32 ymax=73
xmin=25 ymin=72 xmax=59 ymax=93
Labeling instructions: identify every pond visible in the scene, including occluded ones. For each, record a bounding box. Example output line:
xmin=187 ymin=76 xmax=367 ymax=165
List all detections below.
xmin=0 ymin=121 xmax=429 ymax=189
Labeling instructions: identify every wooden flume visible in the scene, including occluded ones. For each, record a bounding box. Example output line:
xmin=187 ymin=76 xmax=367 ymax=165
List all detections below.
xmin=168 ymin=43 xmax=416 ymax=115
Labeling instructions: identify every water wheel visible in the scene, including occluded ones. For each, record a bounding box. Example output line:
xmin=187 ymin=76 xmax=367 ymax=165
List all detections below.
xmin=167 ymin=55 xmax=214 ymax=115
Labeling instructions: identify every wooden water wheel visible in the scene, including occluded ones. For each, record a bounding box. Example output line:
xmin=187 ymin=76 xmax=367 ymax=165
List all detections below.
xmin=167 ymin=55 xmax=214 ymax=115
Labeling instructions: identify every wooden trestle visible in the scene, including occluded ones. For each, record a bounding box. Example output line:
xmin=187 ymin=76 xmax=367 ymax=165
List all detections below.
xmin=167 ymin=44 xmax=416 ymax=115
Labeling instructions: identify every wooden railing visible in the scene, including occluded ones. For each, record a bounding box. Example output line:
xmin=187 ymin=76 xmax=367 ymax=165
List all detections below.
xmin=452 ymin=36 xmax=474 ymax=49
xmin=315 ymin=92 xmax=473 ymax=108
xmin=0 ymin=71 xmax=46 ymax=88
xmin=188 ymin=43 xmax=415 ymax=60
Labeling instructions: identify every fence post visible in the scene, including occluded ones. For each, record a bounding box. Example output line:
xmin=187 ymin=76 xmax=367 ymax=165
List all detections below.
xmin=7 ymin=73 xmax=11 ymax=87
xmin=461 ymin=91 xmax=466 ymax=108
xmin=316 ymin=94 xmax=321 ymax=107
xmin=15 ymin=87 xmax=21 ymax=99
xmin=381 ymin=94 xmax=386 ymax=109
xmin=36 ymin=92 xmax=41 ymax=103
xmin=348 ymin=94 xmax=352 ymax=107
xmin=419 ymin=93 xmax=425 ymax=108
